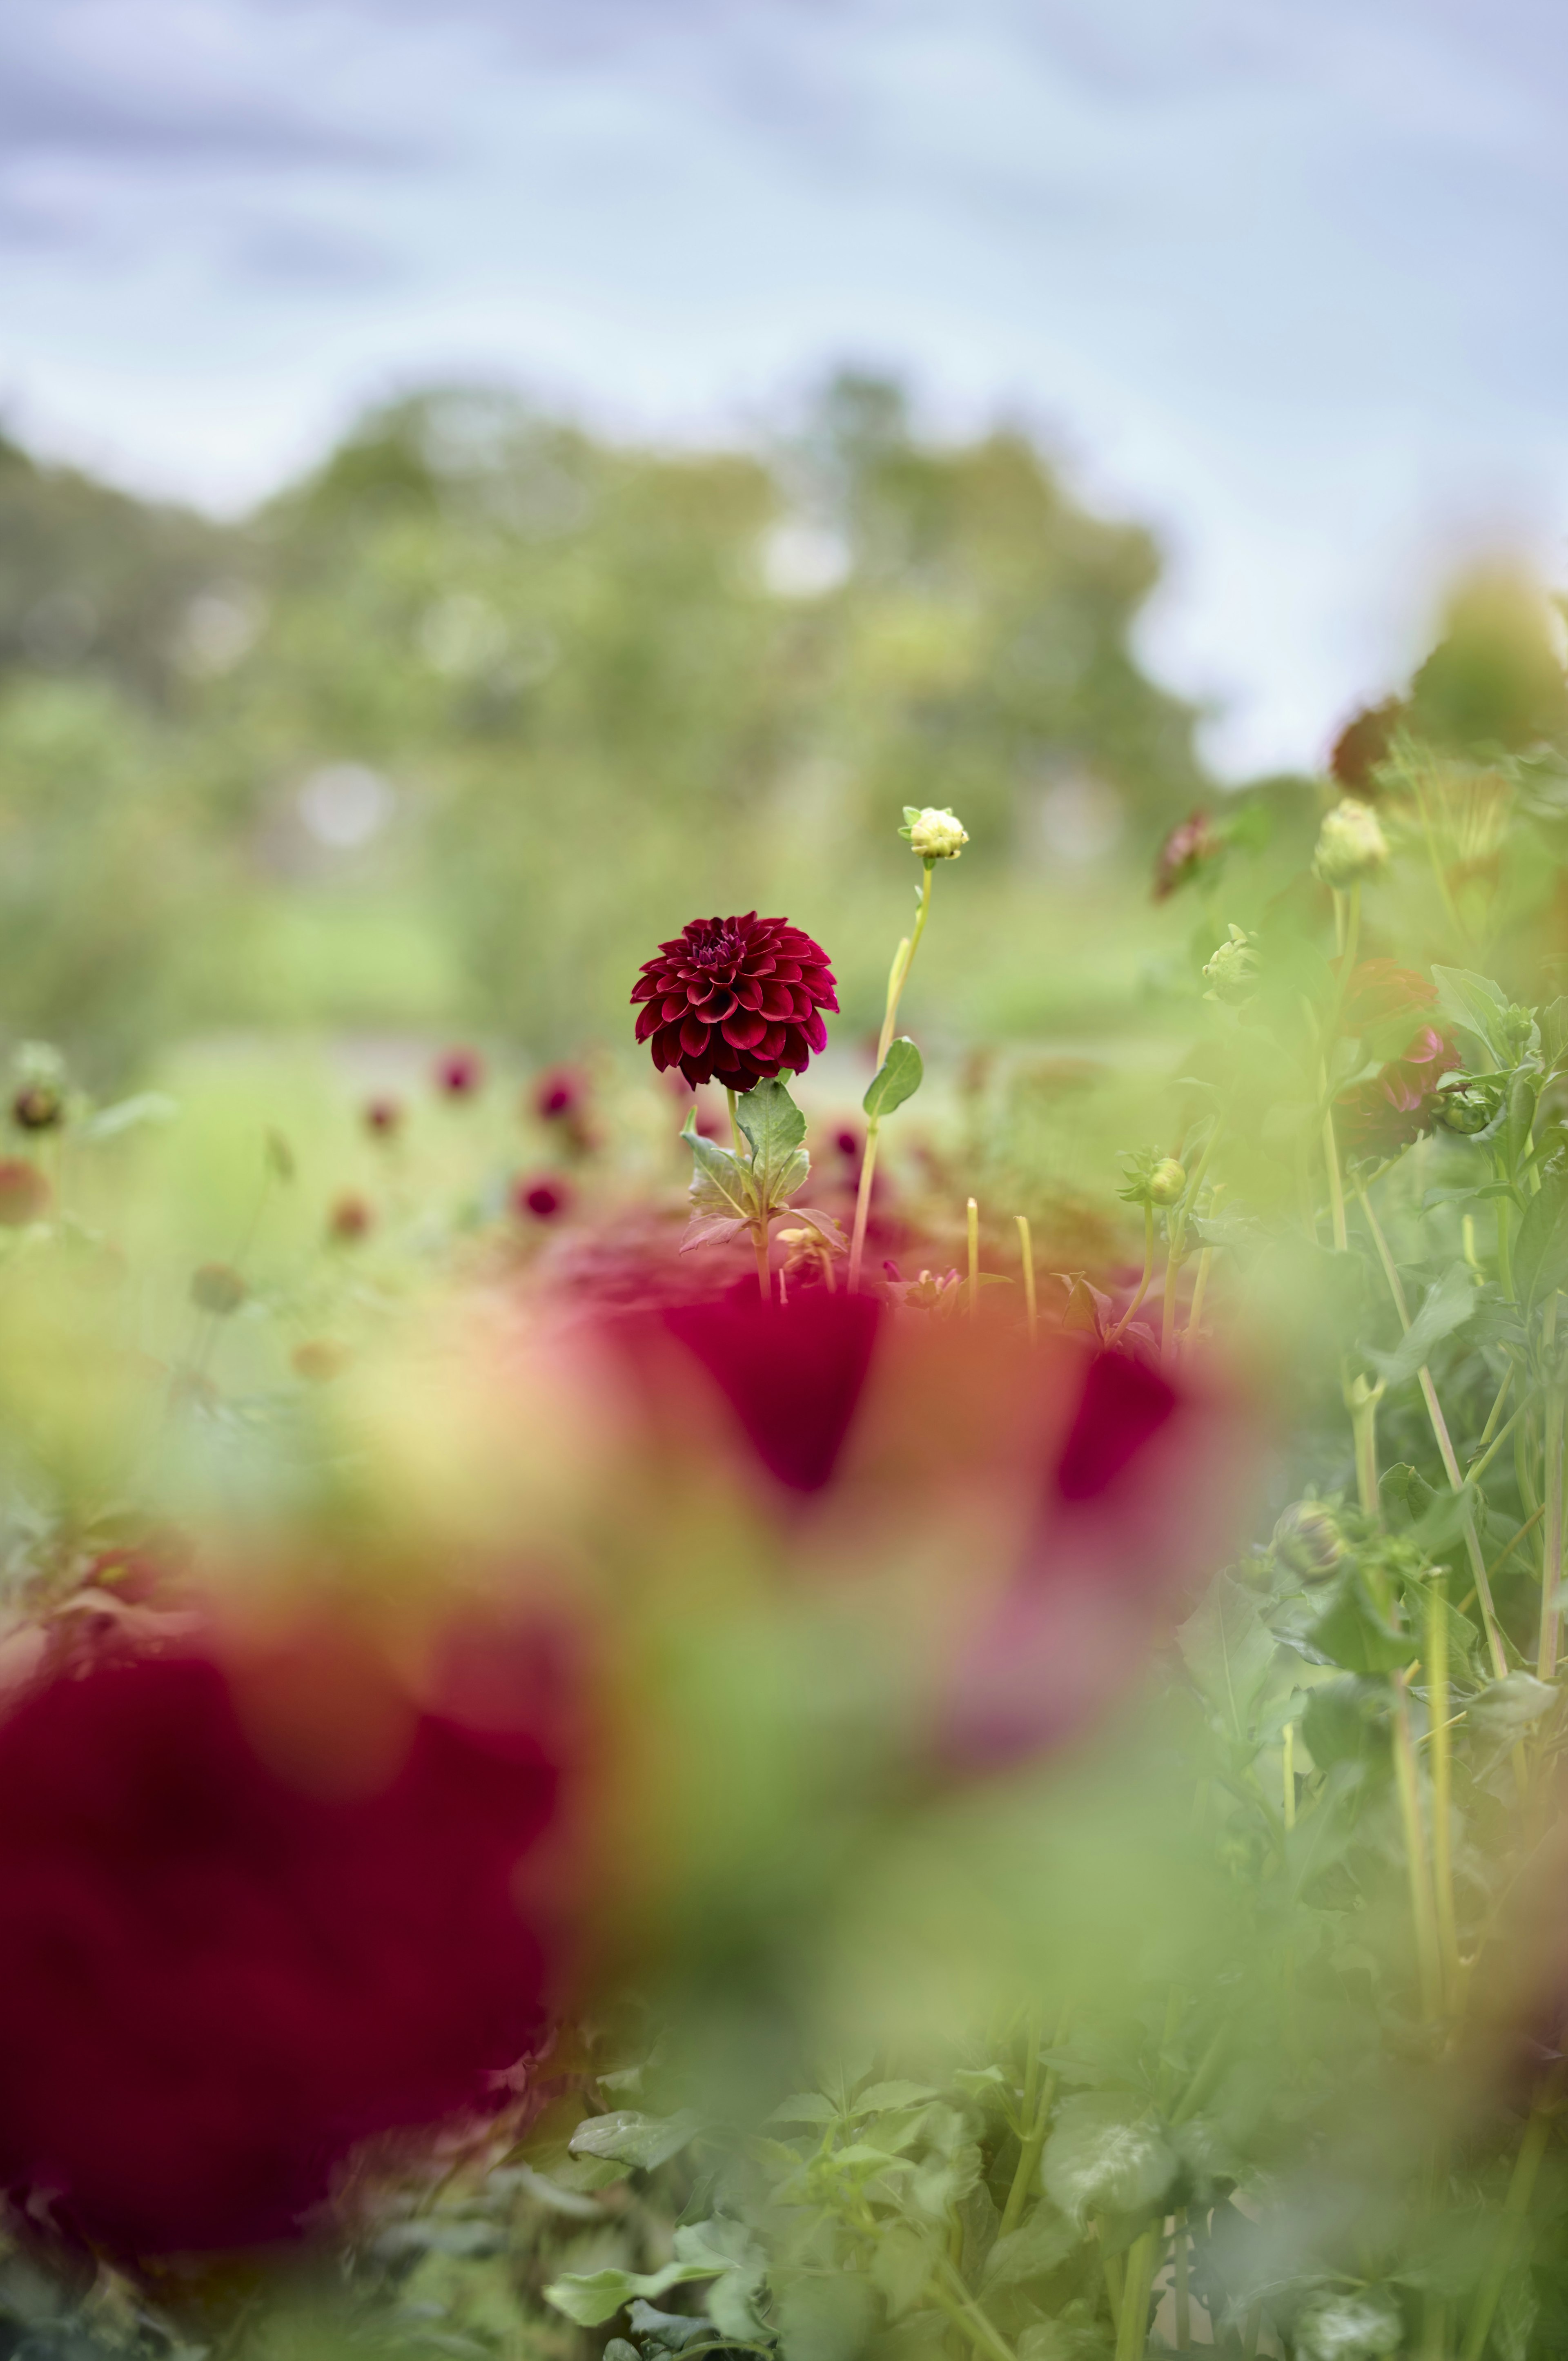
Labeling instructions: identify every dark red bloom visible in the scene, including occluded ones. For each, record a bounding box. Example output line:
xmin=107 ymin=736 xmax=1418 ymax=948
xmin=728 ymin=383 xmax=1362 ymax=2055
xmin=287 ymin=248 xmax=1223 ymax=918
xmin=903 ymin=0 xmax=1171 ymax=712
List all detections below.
xmin=1152 ymin=811 xmax=1221 ymax=901
xmin=1335 ymin=962 xmax=1457 ymax=1158
xmin=516 ymin=1174 xmax=571 ymax=1223
xmin=0 ymin=1160 xmax=47 ymax=1227
xmin=0 ymin=1647 xmax=561 ymax=2254
xmin=436 ymin=1048 xmax=484 ymax=1099
xmin=363 ymin=1096 xmax=403 ymax=1139
xmin=534 ymin=1067 xmax=587 ymax=1122
xmin=631 ymin=914 xmax=838 ymax=1091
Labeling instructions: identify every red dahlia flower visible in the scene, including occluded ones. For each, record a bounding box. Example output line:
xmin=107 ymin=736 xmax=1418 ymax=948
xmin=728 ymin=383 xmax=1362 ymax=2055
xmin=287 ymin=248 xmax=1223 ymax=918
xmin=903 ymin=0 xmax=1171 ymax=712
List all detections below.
xmin=1335 ymin=961 xmax=1457 ymax=1158
xmin=0 ymin=1646 xmax=562 ymax=2255
xmin=631 ymin=914 xmax=838 ymax=1092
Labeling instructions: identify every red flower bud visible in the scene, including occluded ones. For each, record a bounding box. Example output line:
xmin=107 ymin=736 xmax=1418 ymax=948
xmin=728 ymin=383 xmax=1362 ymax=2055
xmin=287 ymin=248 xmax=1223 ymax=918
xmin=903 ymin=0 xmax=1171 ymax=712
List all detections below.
xmin=435 ymin=1048 xmax=484 ymax=1098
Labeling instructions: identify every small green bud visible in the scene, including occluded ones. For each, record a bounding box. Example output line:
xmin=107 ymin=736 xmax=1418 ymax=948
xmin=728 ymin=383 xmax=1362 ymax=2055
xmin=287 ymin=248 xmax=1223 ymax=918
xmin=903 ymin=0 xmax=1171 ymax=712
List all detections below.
xmin=1271 ymin=1499 xmax=1343 ymax=1584
xmin=1149 ymin=1157 xmax=1187 ymax=1207
xmin=899 ymin=805 xmax=969 ymax=860
xmin=1313 ymin=797 xmax=1388 ymax=889
xmin=1437 ymin=1075 xmax=1503 ymax=1135
xmin=1202 ymin=923 xmax=1260 ymax=1007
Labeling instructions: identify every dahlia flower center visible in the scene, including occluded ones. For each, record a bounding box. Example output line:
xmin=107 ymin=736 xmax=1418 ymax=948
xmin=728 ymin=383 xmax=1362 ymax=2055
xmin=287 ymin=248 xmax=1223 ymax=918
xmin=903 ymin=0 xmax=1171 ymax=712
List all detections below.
xmin=692 ymin=928 xmax=743 ymax=968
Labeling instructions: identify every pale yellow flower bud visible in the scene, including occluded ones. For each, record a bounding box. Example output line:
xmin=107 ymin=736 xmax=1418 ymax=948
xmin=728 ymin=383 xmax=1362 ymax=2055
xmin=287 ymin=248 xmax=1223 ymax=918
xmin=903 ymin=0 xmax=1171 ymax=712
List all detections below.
xmin=1149 ymin=1157 xmax=1187 ymax=1207
xmin=900 ymin=805 xmax=969 ymax=860
xmin=1313 ymin=798 xmax=1388 ymax=889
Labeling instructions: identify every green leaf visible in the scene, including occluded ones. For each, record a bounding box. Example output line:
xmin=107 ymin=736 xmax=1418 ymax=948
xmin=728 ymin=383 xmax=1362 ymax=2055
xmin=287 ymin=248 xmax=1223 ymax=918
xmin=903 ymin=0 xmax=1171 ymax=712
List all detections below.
xmin=1305 ymin=1570 xmax=1417 ymax=1675
xmin=1176 ymin=1575 xmax=1276 ymax=1731
xmin=852 ymin=2080 xmax=940 ymax=2113
xmin=982 ymin=2213 xmax=1079 ymax=2288
xmin=1467 ymin=1672 xmax=1557 ymax=1756
xmin=778 ymin=2273 xmax=875 ymax=2361
xmin=1430 ymin=966 xmax=1511 ymax=1061
xmin=680 ymin=1213 xmax=748 ymax=1254
xmin=863 ymin=1036 xmax=924 ymax=1120
xmin=870 ymin=2223 xmax=935 ymax=2319
xmin=1302 ymin=1678 xmax=1393 ymax=1771
xmin=1362 ymin=1261 xmax=1475 ymax=1390
xmin=567 ymin=2108 xmax=705 ymax=2170
xmin=1512 ymin=1174 xmax=1568 ymax=1310
xmin=78 ymin=1091 xmax=178 ymax=1143
xmin=736 ymin=1077 xmax=811 ymax=1211
xmin=1401 ymin=1573 xmax=1482 ymax=1683
xmin=681 ymin=1114 xmax=757 ymax=1222
xmin=767 ymin=2092 xmax=839 ymax=2126
xmin=1041 ymin=2095 xmax=1177 ymax=2227
xmin=543 ymin=2260 xmax=724 ymax=2328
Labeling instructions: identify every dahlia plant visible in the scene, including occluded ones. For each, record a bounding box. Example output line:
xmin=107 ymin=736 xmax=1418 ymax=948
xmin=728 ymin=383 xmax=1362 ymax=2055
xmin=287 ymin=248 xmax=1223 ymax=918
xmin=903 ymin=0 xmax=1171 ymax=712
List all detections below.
xmin=6 ymin=682 xmax=1568 ymax=2361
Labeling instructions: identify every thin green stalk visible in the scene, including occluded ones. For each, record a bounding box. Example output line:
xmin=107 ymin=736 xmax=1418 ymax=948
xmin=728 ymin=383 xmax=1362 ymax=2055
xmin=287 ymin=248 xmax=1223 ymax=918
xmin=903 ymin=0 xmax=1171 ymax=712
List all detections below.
xmin=931 ymin=2260 xmax=1018 ymax=2361
xmin=1391 ymin=1668 xmax=1443 ymax=2027
xmin=999 ymin=1998 xmax=1072 ymax=2238
xmin=968 ymin=1197 xmax=980 ymax=1317
xmin=1540 ymin=1302 xmax=1562 ymax=1682
xmin=1115 ymin=2222 xmax=1164 ymax=2361
xmin=1354 ymin=1175 xmax=1508 ymax=1679
xmin=1016 ymin=1215 xmax=1038 ymax=1343
xmin=849 ymin=866 xmax=936 ymax=1292
xmin=1109 ymin=1205 xmax=1156 ymax=1346
xmin=1459 ymin=2090 xmax=1559 ymax=2361
xmin=1426 ymin=1577 xmax=1459 ymax=2008
xmin=1173 ymin=2212 xmax=1191 ymax=2350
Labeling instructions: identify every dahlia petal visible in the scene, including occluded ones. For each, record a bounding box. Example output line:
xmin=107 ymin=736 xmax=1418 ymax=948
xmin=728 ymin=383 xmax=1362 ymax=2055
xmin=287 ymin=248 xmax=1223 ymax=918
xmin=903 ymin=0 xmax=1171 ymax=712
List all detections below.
xmin=679 ymin=1015 xmax=712 ymax=1058
xmin=634 ymin=1006 xmax=659 ymax=1043
xmin=802 ymin=1011 xmax=828 ymax=1053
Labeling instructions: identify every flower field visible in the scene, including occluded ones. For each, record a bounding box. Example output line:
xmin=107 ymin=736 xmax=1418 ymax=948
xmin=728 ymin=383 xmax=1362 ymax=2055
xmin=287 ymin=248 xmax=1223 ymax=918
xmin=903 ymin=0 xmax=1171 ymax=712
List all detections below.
xmin=6 ymin=438 xmax=1568 ymax=2361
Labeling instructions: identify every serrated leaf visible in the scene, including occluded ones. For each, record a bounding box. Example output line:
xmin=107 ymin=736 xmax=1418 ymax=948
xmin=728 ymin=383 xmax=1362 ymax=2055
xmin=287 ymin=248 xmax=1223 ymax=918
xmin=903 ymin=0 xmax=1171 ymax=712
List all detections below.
xmin=1305 ymin=1570 xmax=1416 ymax=1675
xmin=680 ymin=1213 xmax=748 ymax=1253
xmin=1176 ymin=1575 xmax=1276 ymax=1730
xmin=853 ymin=2080 xmax=940 ymax=2113
xmin=1512 ymin=1174 xmax=1568 ymax=1310
xmin=1041 ymin=2095 xmax=1176 ymax=2227
xmin=767 ymin=2093 xmax=839 ymax=2126
xmin=1362 ymin=1261 xmax=1475 ymax=1389
xmin=863 ymin=1036 xmax=924 ymax=1120
xmin=681 ymin=1115 xmax=756 ymax=1221
xmin=1430 ymin=966 xmax=1511 ymax=1061
xmin=568 ymin=2108 xmax=705 ymax=2170
xmin=982 ymin=2213 xmax=1079 ymax=2288
xmin=543 ymin=2259 xmax=724 ymax=2328
xmin=736 ymin=1076 xmax=808 ymax=1207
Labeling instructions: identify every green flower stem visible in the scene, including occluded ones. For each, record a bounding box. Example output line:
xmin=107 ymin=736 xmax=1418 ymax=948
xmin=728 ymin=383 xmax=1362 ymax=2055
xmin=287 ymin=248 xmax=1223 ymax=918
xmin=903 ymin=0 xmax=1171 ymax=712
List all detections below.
xmin=1425 ymin=1577 xmax=1461 ymax=2009
xmin=1015 ymin=1214 xmax=1038 ymax=1342
xmin=1173 ymin=2212 xmax=1191 ymax=2350
xmin=725 ymin=1086 xmax=744 ymax=1159
xmin=931 ymin=2259 xmax=1018 ymax=2361
xmin=1348 ymin=1374 xmax=1382 ymax=1521
xmin=1391 ymin=1668 xmax=1444 ymax=2027
xmin=1115 ymin=2221 xmax=1164 ymax=2361
xmin=848 ymin=863 xmax=937 ymax=1293
xmin=1101 ymin=2237 xmax=1125 ymax=2336
xmin=1161 ymin=1121 xmax=1223 ymax=1361
xmin=1109 ymin=1205 xmax=1156 ymax=1346
xmin=1540 ymin=1300 xmax=1562 ymax=1682
xmin=1459 ymin=2080 xmax=1561 ymax=2361
xmin=1353 ymin=1175 xmax=1508 ymax=1680
xmin=967 ymin=1197 xmax=980 ymax=1316
xmin=1322 ymin=1103 xmax=1349 ymax=1254
xmin=1497 ymin=1196 xmax=1515 ymax=1301
xmin=998 ymin=1996 xmax=1072 ymax=2238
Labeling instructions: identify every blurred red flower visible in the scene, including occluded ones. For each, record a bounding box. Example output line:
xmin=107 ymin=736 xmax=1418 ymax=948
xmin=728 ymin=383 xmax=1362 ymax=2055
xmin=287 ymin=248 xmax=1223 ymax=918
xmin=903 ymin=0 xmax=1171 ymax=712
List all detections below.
xmin=363 ymin=1096 xmax=403 ymax=1138
xmin=1335 ymin=961 xmax=1457 ymax=1158
xmin=631 ymin=914 xmax=838 ymax=1091
xmin=534 ymin=1067 xmax=587 ymax=1122
xmin=436 ymin=1048 xmax=484 ymax=1098
xmin=660 ymin=1291 xmax=882 ymax=1493
xmin=327 ymin=1192 xmax=373 ymax=1244
xmin=0 ymin=1160 xmax=48 ymax=1227
xmin=516 ymin=1174 xmax=572 ymax=1223
xmin=0 ymin=1645 xmax=564 ymax=2255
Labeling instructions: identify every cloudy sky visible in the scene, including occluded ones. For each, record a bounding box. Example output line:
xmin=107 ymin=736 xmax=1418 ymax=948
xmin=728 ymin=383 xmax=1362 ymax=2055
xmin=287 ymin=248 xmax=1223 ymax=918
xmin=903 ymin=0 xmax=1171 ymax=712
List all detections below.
xmin=0 ymin=0 xmax=1561 ymax=774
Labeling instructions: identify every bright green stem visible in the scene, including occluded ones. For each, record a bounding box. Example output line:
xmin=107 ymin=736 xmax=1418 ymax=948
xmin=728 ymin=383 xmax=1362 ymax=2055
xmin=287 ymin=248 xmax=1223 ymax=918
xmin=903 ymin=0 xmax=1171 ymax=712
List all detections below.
xmin=1426 ymin=1577 xmax=1459 ymax=2008
xmin=1016 ymin=1214 xmax=1038 ymax=1342
xmin=1114 ymin=2221 xmax=1163 ymax=2361
xmin=1460 ymin=2096 xmax=1557 ymax=2361
xmin=1348 ymin=1375 xmax=1382 ymax=1521
xmin=1322 ymin=1103 xmax=1348 ymax=1253
xmin=1497 ymin=1195 xmax=1515 ymax=1302
xmin=1391 ymin=1671 xmax=1443 ymax=2027
xmin=849 ymin=862 xmax=937 ymax=1293
xmin=931 ymin=2261 xmax=1018 ymax=2361
xmin=1354 ymin=1174 xmax=1508 ymax=1679
xmin=999 ymin=1998 xmax=1071 ymax=2238
xmin=1173 ymin=2212 xmax=1191 ymax=2350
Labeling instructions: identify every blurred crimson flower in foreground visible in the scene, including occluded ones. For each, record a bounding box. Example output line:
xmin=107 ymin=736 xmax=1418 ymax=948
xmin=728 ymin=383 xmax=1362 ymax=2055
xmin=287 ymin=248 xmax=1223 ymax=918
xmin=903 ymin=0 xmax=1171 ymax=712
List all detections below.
xmin=611 ymin=1291 xmax=1254 ymax=1766
xmin=1335 ymin=961 xmax=1457 ymax=1158
xmin=0 ymin=1160 xmax=48 ymax=1227
xmin=0 ymin=1643 xmax=565 ymax=2255
xmin=631 ymin=914 xmax=838 ymax=1091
